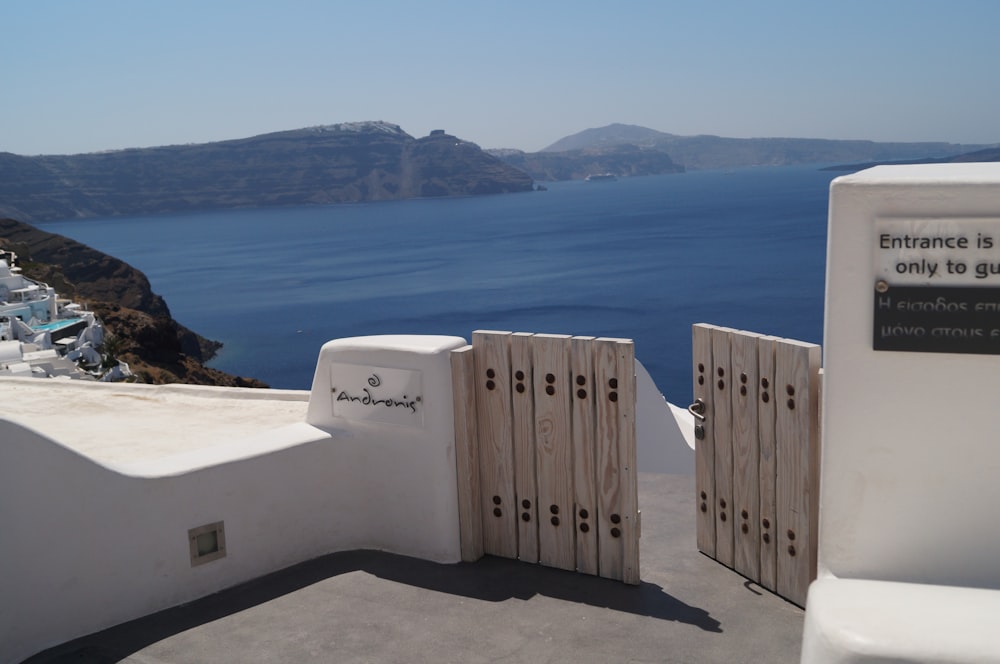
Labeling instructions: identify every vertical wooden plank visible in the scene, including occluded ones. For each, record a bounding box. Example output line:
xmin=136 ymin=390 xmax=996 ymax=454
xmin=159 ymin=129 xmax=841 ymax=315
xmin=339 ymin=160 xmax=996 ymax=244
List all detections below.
xmin=614 ymin=339 xmax=640 ymax=585
xmin=511 ymin=332 xmax=539 ymax=563
xmin=595 ymin=337 xmax=623 ymax=580
xmin=774 ymin=338 xmax=821 ymax=607
xmin=692 ymin=324 xmax=716 ymax=558
xmin=595 ymin=337 xmax=639 ymax=583
xmin=532 ymin=334 xmax=575 ymax=571
xmin=815 ymin=366 xmax=823 ymax=587
xmin=711 ymin=327 xmax=735 ymax=568
xmin=570 ymin=336 xmax=598 ymax=576
xmin=757 ymin=335 xmax=779 ymax=592
xmin=451 ymin=345 xmax=483 ymax=563
xmin=730 ymin=331 xmax=761 ymax=582
xmin=472 ymin=330 xmax=516 ymax=559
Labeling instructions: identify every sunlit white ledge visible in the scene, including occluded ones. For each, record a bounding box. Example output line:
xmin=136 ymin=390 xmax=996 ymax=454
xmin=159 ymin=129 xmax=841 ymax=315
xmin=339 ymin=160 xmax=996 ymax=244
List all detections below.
xmin=0 ymin=377 xmax=311 ymax=467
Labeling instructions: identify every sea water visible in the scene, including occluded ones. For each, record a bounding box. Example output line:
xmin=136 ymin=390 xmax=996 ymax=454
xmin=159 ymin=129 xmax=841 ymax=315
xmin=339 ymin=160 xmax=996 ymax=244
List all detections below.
xmin=36 ymin=165 xmax=837 ymax=404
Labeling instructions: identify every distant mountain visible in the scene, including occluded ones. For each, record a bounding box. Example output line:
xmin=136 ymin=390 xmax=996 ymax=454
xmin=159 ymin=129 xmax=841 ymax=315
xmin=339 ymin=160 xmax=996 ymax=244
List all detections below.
xmin=490 ymin=143 xmax=684 ymax=181
xmin=538 ymin=123 xmax=996 ymax=171
xmin=543 ymin=124 xmax=678 ymax=152
xmin=0 ymin=122 xmax=534 ymax=222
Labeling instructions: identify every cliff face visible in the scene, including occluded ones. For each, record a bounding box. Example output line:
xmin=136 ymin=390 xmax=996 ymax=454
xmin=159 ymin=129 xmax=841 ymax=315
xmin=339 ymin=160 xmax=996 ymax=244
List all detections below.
xmin=400 ymin=132 xmax=536 ymax=196
xmin=0 ymin=217 xmax=264 ymax=387
xmin=0 ymin=122 xmax=534 ymax=222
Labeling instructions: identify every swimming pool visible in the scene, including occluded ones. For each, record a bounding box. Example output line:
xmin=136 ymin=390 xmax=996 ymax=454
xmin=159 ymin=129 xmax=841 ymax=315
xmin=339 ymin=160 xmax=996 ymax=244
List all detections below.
xmin=30 ymin=318 xmax=86 ymax=333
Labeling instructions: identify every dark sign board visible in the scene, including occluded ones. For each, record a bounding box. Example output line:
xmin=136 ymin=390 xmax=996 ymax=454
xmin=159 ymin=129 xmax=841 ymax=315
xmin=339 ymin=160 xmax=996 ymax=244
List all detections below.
xmin=874 ymin=285 xmax=1000 ymax=354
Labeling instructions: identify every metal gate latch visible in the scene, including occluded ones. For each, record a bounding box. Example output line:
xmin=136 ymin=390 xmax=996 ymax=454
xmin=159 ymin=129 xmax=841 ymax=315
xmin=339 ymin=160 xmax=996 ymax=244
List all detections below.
xmin=688 ymin=399 xmax=706 ymax=440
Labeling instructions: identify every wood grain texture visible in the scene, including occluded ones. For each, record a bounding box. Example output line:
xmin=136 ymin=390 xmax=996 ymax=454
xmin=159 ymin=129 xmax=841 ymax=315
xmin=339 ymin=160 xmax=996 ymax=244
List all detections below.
xmin=730 ymin=331 xmax=761 ymax=582
xmin=532 ymin=334 xmax=575 ymax=571
xmin=710 ymin=326 xmax=735 ymax=568
xmin=756 ymin=335 xmax=779 ymax=592
xmin=774 ymin=339 xmax=821 ymax=607
xmin=511 ymin=332 xmax=539 ymax=563
xmin=570 ymin=336 xmax=598 ymax=575
xmin=472 ymin=330 xmax=516 ymax=559
xmin=463 ymin=330 xmax=641 ymax=585
xmin=594 ymin=337 xmax=640 ymax=583
xmin=594 ymin=338 xmax=624 ymax=581
xmin=613 ymin=339 xmax=640 ymax=585
xmin=692 ymin=324 xmax=716 ymax=557
xmin=451 ymin=345 xmax=483 ymax=562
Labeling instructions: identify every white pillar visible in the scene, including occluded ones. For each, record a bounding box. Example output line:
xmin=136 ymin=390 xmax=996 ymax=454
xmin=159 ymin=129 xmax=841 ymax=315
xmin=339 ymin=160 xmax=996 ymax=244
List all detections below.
xmin=307 ymin=334 xmax=468 ymax=563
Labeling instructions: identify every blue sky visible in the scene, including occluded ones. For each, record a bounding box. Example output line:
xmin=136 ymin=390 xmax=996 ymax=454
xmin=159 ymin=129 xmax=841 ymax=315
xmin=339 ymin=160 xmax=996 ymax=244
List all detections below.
xmin=3 ymin=1 xmax=999 ymax=155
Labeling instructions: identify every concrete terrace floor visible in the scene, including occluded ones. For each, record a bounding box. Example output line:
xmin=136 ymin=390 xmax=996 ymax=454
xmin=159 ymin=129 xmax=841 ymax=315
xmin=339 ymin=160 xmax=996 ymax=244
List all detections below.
xmin=25 ymin=474 xmax=804 ymax=664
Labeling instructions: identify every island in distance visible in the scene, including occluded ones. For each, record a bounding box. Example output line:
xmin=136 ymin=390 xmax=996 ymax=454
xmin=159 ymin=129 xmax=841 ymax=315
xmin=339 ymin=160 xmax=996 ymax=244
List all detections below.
xmin=0 ymin=122 xmax=535 ymax=223
xmin=1 ymin=120 xmax=996 ymax=223
xmin=489 ymin=123 xmax=998 ymax=177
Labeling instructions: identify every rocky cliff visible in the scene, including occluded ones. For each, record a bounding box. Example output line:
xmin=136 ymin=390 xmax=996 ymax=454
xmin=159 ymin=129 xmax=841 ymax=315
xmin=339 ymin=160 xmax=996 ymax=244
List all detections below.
xmin=0 ymin=122 xmax=535 ymax=222
xmin=0 ymin=217 xmax=264 ymax=386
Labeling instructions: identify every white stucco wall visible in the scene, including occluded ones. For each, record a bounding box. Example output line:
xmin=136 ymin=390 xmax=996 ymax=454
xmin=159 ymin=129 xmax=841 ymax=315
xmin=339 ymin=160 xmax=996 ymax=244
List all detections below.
xmin=0 ymin=333 xmax=691 ymax=662
xmin=635 ymin=359 xmax=694 ymax=475
xmin=306 ymin=335 xmax=467 ymax=562
xmin=0 ymin=419 xmax=340 ymax=663
xmin=821 ymin=164 xmax=1000 ymax=589
xmin=0 ymin=335 xmax=466 ymax=663
xmin=802 ymin=164 xmax=1000 ymax=663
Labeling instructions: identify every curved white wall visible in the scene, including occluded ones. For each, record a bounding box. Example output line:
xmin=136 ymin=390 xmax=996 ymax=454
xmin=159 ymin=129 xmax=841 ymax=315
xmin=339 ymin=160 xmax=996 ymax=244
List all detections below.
xmin=1 ymin=335 xmax=466 ymax=663
xmin=1 ymin=332 xmax=690 ymax=662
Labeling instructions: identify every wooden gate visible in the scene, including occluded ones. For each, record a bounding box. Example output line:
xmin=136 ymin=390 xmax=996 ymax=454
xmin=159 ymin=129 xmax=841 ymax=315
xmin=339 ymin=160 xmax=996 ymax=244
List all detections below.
xmin=451 ymin=331 xmax=640 ymax=584
xmin=691 ymin=324 xmax=821 ymax=607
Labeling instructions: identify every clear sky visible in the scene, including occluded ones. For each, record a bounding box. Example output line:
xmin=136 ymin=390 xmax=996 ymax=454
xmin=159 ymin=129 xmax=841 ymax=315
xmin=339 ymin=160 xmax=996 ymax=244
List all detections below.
xmin=3 ymin=0 xmax=999 ymax=156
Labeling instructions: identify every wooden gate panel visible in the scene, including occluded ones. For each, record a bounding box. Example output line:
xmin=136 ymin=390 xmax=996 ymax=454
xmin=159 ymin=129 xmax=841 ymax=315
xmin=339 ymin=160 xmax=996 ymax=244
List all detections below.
xmin=731 ymin=331 xmax=761 ymax=582
xmin=532 ymin=334 xmax=575 ymax=571
xmin=693 ymin=325 xmax=820 ymax=607
xmin=473 ymin=330 xmax=517 ymax=559
xmin=615 ymin=340 xmax=639 ymax=585
xmin=756 ymin=335 xmax=779 ymax=592
xmin=774 ymin=339 xmax=821 ymax=608
xmin=571 ymin=336 xmax=599 ymax=576
xmin=595 ymin=337 xmax=639 ymax=584
xmin=710 ymin=327 xmax=735 ymax=568
xmin=692 ymin=324 xmax=716 ymax=557
xmin=455 ymin=331 xmax=639 ymax=585
xmin=511 ymin=332 xmax=539 ymax=563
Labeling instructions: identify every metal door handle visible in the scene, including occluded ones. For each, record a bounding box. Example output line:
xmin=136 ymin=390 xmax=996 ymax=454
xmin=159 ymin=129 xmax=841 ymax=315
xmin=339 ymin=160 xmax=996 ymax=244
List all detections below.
xmin=687 ymin=399 xmax=706 ymax=422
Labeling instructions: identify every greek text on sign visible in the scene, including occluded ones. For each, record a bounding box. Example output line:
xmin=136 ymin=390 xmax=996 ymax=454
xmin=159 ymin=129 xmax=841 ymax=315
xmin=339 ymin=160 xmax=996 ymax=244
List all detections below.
xmin=875 ymin=218 xmax=1000 ymax=285
xmin=874 ymin=285 xmax=1000 ymax=354
xmin=330 ymin=363 xmax=424 ymax=427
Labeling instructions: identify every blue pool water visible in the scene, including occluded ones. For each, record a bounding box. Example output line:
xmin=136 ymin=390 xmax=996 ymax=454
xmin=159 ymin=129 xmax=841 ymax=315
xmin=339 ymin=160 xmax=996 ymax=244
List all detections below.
xmin=30 ymin=318 xmax=85 ymax=333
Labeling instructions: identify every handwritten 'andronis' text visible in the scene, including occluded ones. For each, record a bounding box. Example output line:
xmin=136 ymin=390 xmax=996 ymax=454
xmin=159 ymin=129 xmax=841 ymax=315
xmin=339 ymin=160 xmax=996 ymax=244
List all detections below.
xmin=336 ymin=387 xmax=419 ymax=413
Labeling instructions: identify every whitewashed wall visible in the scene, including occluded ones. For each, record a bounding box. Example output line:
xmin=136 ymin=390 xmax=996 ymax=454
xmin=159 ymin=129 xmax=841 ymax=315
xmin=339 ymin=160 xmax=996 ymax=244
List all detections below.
xmin=802 ymin=163 xmax=1000 ymax=663
xmin=0 ymin=335 xmax=465 ymax=663
xmin=0 ymin=332 xmax=692 ymax=663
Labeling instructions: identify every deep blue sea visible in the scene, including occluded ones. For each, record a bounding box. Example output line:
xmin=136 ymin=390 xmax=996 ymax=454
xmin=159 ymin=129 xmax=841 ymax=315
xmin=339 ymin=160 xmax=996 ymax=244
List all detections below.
xmin=37 ymin=166 xmax=837 ymax=404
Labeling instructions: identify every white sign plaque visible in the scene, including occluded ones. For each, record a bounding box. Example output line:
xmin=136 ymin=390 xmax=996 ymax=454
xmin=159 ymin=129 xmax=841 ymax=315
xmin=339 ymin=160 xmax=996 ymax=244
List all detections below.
xmin=875 ymin=218 xmax=1000 ymax=285
xmin=330 ymin=363 xmax=424 ymax=427
xmin=873 ymin=218 xmax=1000 ymax=354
